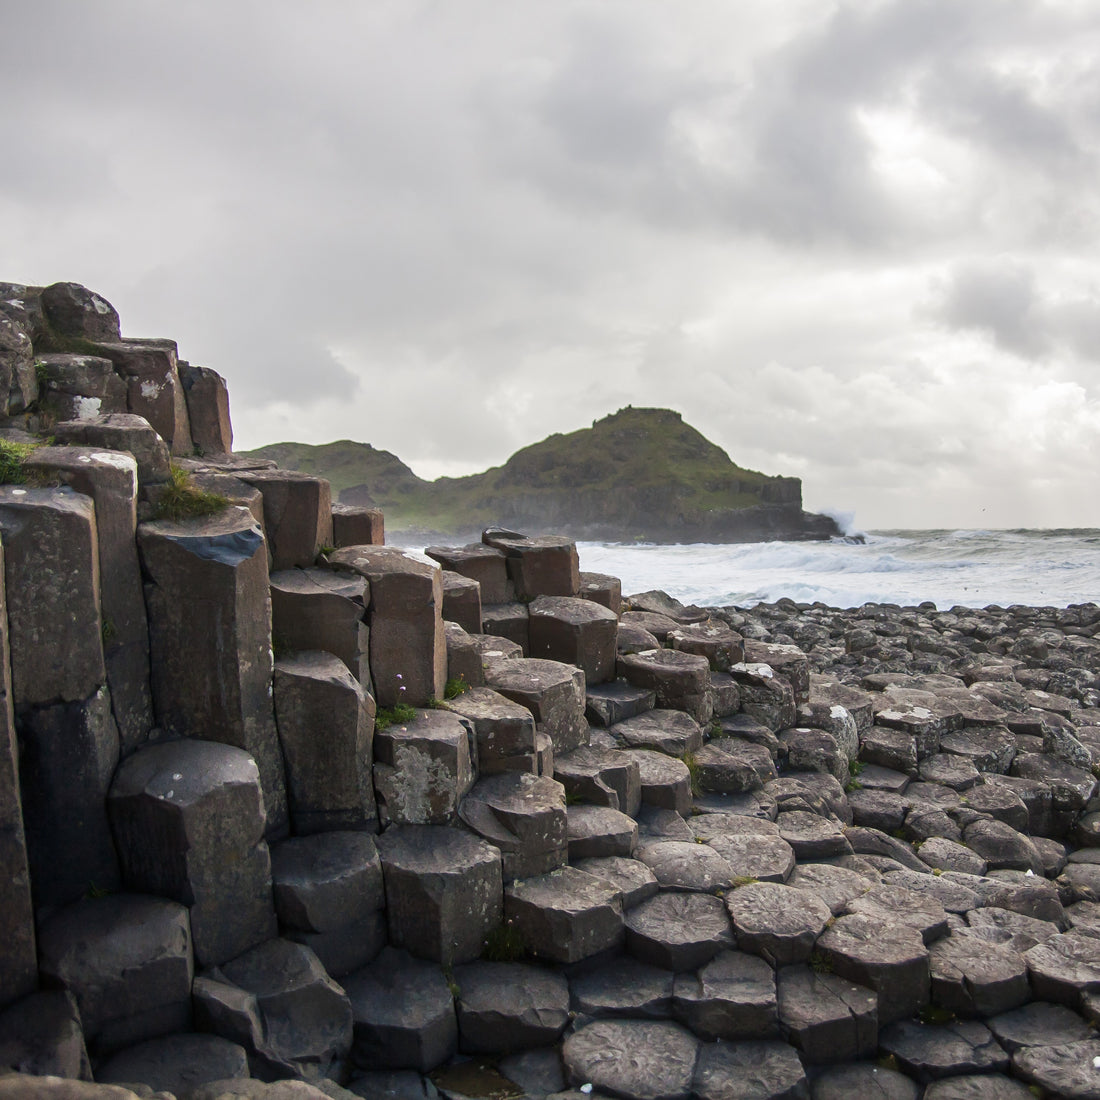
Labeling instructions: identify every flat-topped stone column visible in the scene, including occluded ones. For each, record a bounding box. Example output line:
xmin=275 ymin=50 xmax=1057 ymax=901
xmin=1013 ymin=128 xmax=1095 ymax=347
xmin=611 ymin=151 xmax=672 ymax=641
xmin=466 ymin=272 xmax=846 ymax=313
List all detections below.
xmin=442 ymin=686 xmax=538 ymax=775
xmin=332 ymin=503 xmax=384 ymax=547
xmin=484 ymin=658 xmax=588 ymax=754
xmin=529 ymin=596 xmax=619 ymax=684
xmin=35 ymin=353 xmax=127 ymax=422
xmin=0 ymin=488 xmax=121 ymax=906
xmin=90 ymin=338 xmax=192 ymax=455
xmin=108 ymin=739 xmax=277 ymax=969
xmin=236 ymin=469 xmax=333 ymax=571
xmin=138 ymin=505 xmax=287 ymax=835
xmin=177 ymin=363 xmax=232 ymax=455
xmin=459 ymin=772 xmax=569 ymax=880
xmin=440 ymin=571 xmax=482 ymax=635
xmin=37 ymin=893 xmax=193 ymax=1057
xmin=328 ymin=546 xmax=446 ymax=707
xmin=52 ymin=413 xmax=171 ymax=486
xmin=274 ymin=651 xmax=377 ymax=835
xmin=0 ymin=536 xmax=35 ymax=1009
xmin=617 ymin=649 xmax=713 ymax=725
xmin=482 ymin=530 xmax=580 ymax=598
xmin=425 ymin=543 xmax=514 ymax=604
xmin=26 ymin=446 xmax=153 ymax=753
xmin=0 ymin=487 xmax=105 ymax=706
xmin=373 ymin=709 xmax=474 ymax=826
xmin=377 ymin=825 xmax=503 ymax=965
xmin=270 ymin=566 xmax=370 ymax=688
xmin=270 ymin=830 xmax=386 ymax=979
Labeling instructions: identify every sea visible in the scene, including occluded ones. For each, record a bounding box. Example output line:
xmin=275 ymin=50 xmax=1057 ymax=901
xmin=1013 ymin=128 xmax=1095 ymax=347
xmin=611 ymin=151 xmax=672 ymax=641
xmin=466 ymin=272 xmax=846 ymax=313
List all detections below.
xmin=573 ymin=529 xmax=1100 ymax=611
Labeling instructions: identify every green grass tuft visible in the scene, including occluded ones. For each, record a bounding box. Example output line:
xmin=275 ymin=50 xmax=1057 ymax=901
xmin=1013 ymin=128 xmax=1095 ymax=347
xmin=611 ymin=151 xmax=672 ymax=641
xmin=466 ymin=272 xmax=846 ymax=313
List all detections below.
xmin=444 ymin=676 xmax=470 ymax=700
xmin=681 ymin=750 xmax=701 ymax=797
xmin=0 ymin=438 xmax=42 ymax=484
xmin=152 ymin=465 xmax=229 ymax=522
xmin=375 ymin=703 xmax=417 ymax=731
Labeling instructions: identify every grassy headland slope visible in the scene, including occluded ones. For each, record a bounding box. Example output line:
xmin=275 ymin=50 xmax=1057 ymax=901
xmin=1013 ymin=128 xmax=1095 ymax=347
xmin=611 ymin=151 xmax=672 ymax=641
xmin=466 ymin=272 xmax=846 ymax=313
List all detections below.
xmin=241 ymin=407 xmax=840 ymax=543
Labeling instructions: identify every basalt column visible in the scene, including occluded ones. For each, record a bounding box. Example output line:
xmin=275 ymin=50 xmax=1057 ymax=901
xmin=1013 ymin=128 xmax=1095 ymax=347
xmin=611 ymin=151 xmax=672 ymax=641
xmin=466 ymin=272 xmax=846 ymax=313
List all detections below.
xmin=137 ymin=505 xmax=288 ymax=837
xmin=0 ymin=487 xmax=120 ymax=908
xmin=26 ymin=446 xmax=154 ymax=753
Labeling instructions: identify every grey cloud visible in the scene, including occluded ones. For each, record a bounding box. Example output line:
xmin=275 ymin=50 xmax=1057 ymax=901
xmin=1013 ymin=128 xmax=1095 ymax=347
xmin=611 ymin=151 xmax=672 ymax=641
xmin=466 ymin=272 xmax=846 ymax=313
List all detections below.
xmin=929 ymin=258 xmax=1100 ymax=362
xmin=929 ymin=259 xmax=1048 ymax=357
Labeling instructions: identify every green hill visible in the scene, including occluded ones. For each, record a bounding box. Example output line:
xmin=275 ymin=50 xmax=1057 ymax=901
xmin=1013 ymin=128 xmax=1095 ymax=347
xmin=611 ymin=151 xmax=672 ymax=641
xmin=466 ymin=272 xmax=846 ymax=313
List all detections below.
xmin=241 ymin=407 xmax=839 ymax=543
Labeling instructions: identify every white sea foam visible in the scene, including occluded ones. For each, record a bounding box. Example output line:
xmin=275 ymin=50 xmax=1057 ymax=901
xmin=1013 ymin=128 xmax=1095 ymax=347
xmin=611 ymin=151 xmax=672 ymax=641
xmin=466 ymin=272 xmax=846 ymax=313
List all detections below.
xmin=575 ymin=529 xmax=1100 ymax=610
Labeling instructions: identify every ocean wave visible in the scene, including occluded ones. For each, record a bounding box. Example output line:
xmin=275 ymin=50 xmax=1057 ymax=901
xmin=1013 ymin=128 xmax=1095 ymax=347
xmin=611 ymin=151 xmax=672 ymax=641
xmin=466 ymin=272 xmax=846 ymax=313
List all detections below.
xmin=575 ymin=529 xmax=1100 ymax=609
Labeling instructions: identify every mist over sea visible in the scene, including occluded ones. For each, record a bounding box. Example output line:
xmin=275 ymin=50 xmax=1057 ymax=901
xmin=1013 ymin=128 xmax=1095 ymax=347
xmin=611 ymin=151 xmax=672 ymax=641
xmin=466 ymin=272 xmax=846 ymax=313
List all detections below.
xmin=576 ymin=529 xmax=1100 ymax=611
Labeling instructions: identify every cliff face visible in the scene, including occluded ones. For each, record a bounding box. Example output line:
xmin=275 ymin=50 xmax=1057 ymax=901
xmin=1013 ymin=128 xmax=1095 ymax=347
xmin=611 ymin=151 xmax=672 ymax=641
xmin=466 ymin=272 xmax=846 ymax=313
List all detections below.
xmin=245 ymin=408 xmax=841 ymax=543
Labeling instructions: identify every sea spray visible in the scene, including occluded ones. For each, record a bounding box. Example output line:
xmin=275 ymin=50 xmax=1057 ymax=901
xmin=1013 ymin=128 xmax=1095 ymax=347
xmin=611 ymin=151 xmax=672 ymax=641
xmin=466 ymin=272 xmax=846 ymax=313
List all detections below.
xmin=575 ymin=529 xmax=1100 ymax=610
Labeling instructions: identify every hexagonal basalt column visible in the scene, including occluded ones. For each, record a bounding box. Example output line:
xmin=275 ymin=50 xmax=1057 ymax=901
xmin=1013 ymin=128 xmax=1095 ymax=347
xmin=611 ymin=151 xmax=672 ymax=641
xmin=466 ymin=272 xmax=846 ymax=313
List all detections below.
xmin=25 ymin=446 xmax=153 ymax=753
xmin=0 ymin=534 xmax=34 ymax=1009
xmin=270 ymin=831 xmax=386 ymax=979
xmin=35 ymin=353 xmax=127 ymax=422
xmin=52 ymin=413 xmax=171 ymax=486
xmin=617 ymin=649 xmax=713 ymax=726
xmin=274 ymin=651 xmax=377 ymax=835
xmin=17 ymin=689 xmax=121 ymax=907
xmin=373 ymin=709 xmax=474 ymax=826
xmin=237 ymin=468 xmax=333 ymax=571
xmin=138 ymin=505 xmax=287 ymax=835
xmin=425 ymin=543 xmax=513 ymax=605
xmin=482 ymin=530 xmax=580 ymax=599
xmin=196 ymin=938 xmax=352 ymax=1081
xmin=328 ymin=546 xmax=446 ymax=707
xmin=108 ymin=739 xmax=277 ymax=969
xmin=505 ymin=866 xmax=623 ymax=964
xmin=270 ymin=566 xmax=370 ymax=687
xmin=91 ymin=338 xmax=192 ymax=456
xmin=332 ymin=502 xmax=384 ymax=547
xmin=0 ymin=487 xmax=105 ymax=707
xmin=37 ymin=893 xmax=193 ymax=1056
xmin=528 ymin=596 xmax=619 ymax=685
xmin=378 ymin=825 xmax=503 ymax=966
xmin=459 ymin=772 xmax=568 ymax=881
xmin=484 ymin=658 xmax=588 ymax=755
xmin=442 ymin=686 xmax=538 ymax=775
xmin=178 ymin=362 xmax=232 ymax=456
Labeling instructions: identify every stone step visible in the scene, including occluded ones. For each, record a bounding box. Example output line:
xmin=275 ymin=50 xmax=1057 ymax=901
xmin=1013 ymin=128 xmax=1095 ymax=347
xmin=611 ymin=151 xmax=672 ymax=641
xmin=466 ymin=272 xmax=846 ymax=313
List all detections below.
xmin=37 ymin=893 xmax=192 ymax=1057
xmin=108 ymin=739 xmax=277 ymax=969
xmin=554 ymin=745 xmax=641 ymax=814
xmin=343 ymin=947 xmax=457 ymax=1074
xmin=504 ymin=866 xmax=623 ymax=964
xmin=452 ymin=960 xmax=569 ymax=1053
xmin=585 ymin=680 xmax=656 ymax=728
xmin=484 ymin=657 xmax=588 ymax=755
xmin=377 ymin=824 xmax=502 ymax=966
xmin=459 ymin=772 xmax=567 ymax=881
xmin=566 ymin=804 xmax=638 ymax=860
xmin=196 ymin=937 xmax=352 ymax=1080
xmin=372 ymin=709 xmax=474 ymax=827
xmin=528 ymin=595 xmax=618 ymax=685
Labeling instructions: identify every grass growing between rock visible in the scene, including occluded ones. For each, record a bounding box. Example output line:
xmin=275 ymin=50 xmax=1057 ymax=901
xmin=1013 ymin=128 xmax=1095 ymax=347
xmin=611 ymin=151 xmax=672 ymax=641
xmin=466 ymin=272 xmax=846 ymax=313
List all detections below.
xmin=481 ymin=919 xmax=526 ymax=962
xmin=0 ymin=438 xmax=43 ymax=484
xmin=152 ymin=465 xmax=229 ymax=522
xmin=375 ymin=703 xmax=417 ymax=731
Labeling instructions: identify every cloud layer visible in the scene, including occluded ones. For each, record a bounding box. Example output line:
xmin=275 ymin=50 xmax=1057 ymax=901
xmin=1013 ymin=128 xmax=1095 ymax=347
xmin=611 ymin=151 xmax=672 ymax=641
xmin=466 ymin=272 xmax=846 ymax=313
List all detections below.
xmin=4 ymin=0 xmax=1099 ymax=528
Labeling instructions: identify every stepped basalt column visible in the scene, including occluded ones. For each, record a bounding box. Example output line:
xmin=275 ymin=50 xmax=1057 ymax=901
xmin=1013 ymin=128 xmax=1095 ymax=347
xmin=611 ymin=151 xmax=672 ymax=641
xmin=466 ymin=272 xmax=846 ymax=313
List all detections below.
xmin=137 ymin=505 xmax=288 ymax=836
xmin=0 ymin=487 xmax=121 ymax=907
xmin=25 ymin=446 xmax=154 ymax=753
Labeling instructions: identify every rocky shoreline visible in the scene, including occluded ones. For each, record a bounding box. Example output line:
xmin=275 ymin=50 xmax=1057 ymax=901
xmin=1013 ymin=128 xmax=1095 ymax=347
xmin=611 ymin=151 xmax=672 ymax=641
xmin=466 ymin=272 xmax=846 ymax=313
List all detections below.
xmin=0 ymin=283 xmax=1098 ymax=1100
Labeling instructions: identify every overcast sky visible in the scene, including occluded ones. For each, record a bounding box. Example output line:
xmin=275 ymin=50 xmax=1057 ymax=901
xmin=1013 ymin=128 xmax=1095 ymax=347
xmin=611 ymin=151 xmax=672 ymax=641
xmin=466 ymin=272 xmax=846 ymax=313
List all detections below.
xmin=5 ymin=0 xmax=1100 ymax=530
